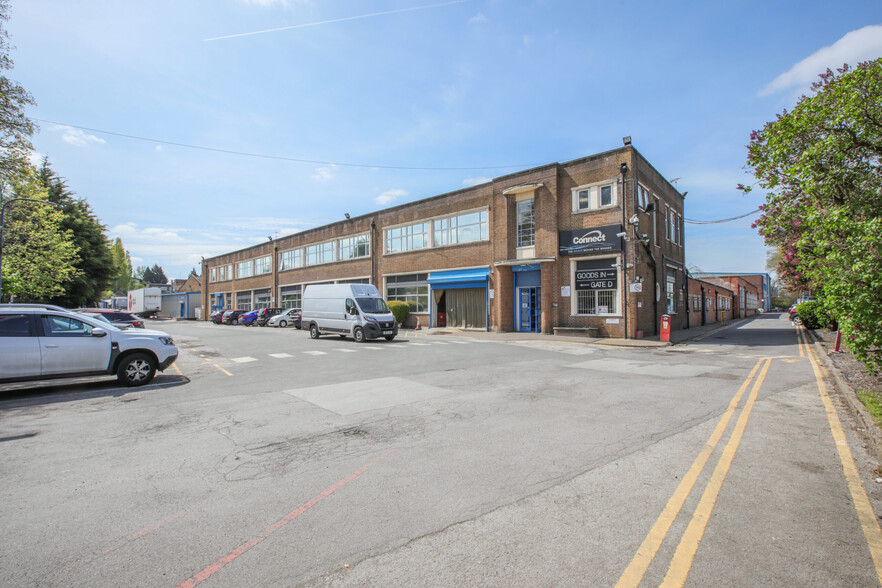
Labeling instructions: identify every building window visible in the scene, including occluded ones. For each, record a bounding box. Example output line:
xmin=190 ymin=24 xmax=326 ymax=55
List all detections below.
xmin=255 ymin=255 xmax=271 ymax=275
xmin=253 ymin=288 xmax=271 ymax=308
xmin=573 ymin=258 xmax=618 ymax=315
xmin=573 ymin=182 xmax=617 ymax=212
xmin=385 ymin=222 xmax=429 ymax=253
xmin=237 ymin=260 xmax=253 ymax=279
xmin=666 ymin=274 xmax=676 ymax=314
xmin=638 ymin=184 xmax=650 ymax=209
xmin=306 ymin=241 xmax=335 ymax=266
xmin=433 ymin=210 xmax=488 ymax=246
xmin=516 ymin=199 xmax=535 ymax=248
xmin=280 ymin=285 xmax=301 ymax=309
xmin=210 ymin=265 xmax=232 ymax=282
xmin=386 ymin=273 xmax=429 ymax=312
xmin=279 ymin=249 xmax=302 ymax=271
xmin=339 ymin=234 xmax=370 ymax=260
xmin=236 ymin=291 xmax=252 ymax=311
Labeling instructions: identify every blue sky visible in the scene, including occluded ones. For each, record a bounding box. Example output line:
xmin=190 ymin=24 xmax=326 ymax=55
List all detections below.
xmin=9 ymin=0 xmax=882 ymax=280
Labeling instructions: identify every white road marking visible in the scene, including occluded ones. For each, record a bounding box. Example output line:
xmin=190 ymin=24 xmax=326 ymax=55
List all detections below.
xmin=231 ymin=356 xmax=258 ymax=363
xmin=409 ymin=343 xmax=431 ymax=346
xmin=269 ymin=353 xmax=294 ymax=358
xmin=335 ymin=348 xmax=358 ymax=353
xmin=362 ymin=346 xmax=384 ymax=350
xmin=303 ymin=351 xmax=326 ymax=356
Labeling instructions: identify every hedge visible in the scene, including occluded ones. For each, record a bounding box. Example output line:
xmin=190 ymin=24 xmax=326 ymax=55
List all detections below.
xmin=387 ymin=300 xmax=410 ymax=325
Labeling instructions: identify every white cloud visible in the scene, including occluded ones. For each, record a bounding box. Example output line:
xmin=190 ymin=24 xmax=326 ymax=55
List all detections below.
xmin=52 ymin=125 xmax=106 ymax=148
xmin=468 ymin=12 xmax=487 ymax=25
xmin=462 ymin=176 xmax=491 ymax=187
xmin=155 ymin=145 xmax=163 ymax=151
xmin=375 ymin=188 xmax=407 ymax=206
xmin=760 ymin=25 xmax=882 ymax=96
xmin=27 ymin=150 xmax=45 ymax=167
xmin=311 ymin=164 xmax=336 ymax=182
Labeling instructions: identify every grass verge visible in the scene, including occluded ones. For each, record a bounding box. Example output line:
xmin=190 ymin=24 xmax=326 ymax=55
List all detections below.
xmin=857 ymin=390 xmax=882 ymax=427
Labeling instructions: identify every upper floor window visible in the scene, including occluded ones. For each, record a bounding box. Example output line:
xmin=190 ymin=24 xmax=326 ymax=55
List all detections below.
xmin=279 ymin=249 xmax=302 ymax=271
xmin=385 ymin=222 xmax=429 ymax=253
xmin=637 ymin=184 xmax=651 ymax=209
xmin=339 ymin=234 xmax=370 ymax=260
xmin=209 ymin=264 xmax=232 ymax=282
xmin=516 ymin=199 xmax=535 ymax=248
xmin=573 ymin=181 xmax=617 ymax=212
xmin=255 ymin=255 xmax=272 ymax=275
xmin=306 ymin=241 xmax=335 ymax=266
xmin=433 ymin=210 xmax=488 ymax=246
xmin=237 ymin=260 xmax=253 ymax=279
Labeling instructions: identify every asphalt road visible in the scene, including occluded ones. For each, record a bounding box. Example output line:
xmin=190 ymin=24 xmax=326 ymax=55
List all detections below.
xmin=1 ymin=314 xmax=880 ymax=587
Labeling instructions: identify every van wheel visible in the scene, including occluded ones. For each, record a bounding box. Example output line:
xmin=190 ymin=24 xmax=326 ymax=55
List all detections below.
xmin=384 ymin=335 xmax=395 ymax=341
xmin=309 ymin=324 xmax=320 ymax=339
xmin=354 ymin=327 xmax=366 ymax=343
xmin=117 ymin=353 xmax=156 ymax=387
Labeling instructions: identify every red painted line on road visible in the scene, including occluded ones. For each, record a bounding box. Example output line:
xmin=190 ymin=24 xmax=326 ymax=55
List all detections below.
xmin=50 ymin=512 xmax=187 ymax=579
xmin=176 ymin=448 xmax=397 ymax=588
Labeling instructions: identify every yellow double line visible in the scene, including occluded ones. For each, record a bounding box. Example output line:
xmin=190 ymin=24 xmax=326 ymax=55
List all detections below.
xmin=615 ymin=357 xmax=771 ymax=587
xmin=797 ymin=329 xmax=882 ymax=582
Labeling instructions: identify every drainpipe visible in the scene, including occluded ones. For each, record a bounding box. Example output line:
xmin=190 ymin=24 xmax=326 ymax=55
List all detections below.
xmin=620 ymin=162 xmax=629 ymax=340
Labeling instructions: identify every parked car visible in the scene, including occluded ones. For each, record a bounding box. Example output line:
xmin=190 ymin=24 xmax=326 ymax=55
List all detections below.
xmin=267 ymin=308 xmax=301 ymax=329
xmin=255 ymin=307 xmax=283 ymax=327
xmin=77 ymin=311 xmax=118 ymax=328
xmin=0 ymin=304 xmax=178 ymax=387
xmin=209 ymin=309 xmax=226 ymax=324
xmin=222 ymin=309 xmax=246 ymax=325
xmin=73 ymin=308 xmax=145 ymax=329
xmin=239 ymin=309 xmax=260 ymax=326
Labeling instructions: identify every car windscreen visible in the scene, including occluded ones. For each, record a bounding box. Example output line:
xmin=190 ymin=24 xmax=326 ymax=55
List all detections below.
xmin=356 ymin=297 xmax=390 ymax=314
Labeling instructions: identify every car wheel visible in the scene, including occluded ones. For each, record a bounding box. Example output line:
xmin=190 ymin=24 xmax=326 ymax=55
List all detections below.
xmin=279 ymin=320 xmax=287 ymax=328
xmin=117 ymin=353 xmax=156 ymax=387
xmin=310 ymin=324 xmax=320 ymax=339
xmin=354 ymin=327 xmax=366 ymax=343
xmin=384 ymin=335 xmax=395 ymax=341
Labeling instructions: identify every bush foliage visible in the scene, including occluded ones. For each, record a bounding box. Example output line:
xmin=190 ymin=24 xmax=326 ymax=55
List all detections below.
xmin=387 ymin=300 xmax=410 ymax=325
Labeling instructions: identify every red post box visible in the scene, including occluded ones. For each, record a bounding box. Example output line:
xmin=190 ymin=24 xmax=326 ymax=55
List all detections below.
xmin=660 ymin=314 xmax=671 ymax=342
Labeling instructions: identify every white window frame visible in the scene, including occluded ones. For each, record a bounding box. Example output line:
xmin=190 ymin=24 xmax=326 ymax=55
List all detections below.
xmin=516 ymin=196 xmax=535 ymax=248
xmin=236 ymin=260 xmax=253 ymax=279
xmin=338 ymin=233 xmax=371 ymax=260
xmin=383 ymin=207 xmax=489 ymax=255
xmin=569 ymin=254 xmax=621 ymax=317
xmin=305 ymin=240 xmax=336 ymax=266
xmin=254 ymin=255 xmax=272 ymax=275
xmin=278 ymin=248 xmax=302 ymax=271
xmin=571 ymin=180 xmax=618 ymax=213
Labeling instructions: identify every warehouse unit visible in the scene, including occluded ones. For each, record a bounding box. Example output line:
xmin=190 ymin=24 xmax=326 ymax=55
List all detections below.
xmin=202 ymin=143 xmax=687 ymax=338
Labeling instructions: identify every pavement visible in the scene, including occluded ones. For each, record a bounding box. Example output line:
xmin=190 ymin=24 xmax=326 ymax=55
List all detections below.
xmin=406 ymin=314 xmax=758 ymax=348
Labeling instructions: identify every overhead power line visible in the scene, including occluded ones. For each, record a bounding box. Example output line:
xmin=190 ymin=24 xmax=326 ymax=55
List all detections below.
xmin=685 ymin=208 xmax=762 ymax=224
xmin=33 ymin=118 xmax=537 ymax=171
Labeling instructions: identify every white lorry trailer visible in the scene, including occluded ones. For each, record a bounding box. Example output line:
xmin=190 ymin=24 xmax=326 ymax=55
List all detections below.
xmin=301 ymin=283 xmax=398 ymax=342
xmin=128 ymin=287 xmax=162 ymax=317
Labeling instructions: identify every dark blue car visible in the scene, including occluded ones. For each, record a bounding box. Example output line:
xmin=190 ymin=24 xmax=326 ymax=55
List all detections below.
xmin=240 ymin=309 xmax=260 ymax=326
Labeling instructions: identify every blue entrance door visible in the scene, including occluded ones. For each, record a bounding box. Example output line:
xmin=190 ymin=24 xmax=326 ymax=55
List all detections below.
xmin=518 ymin=287 xmax=540 ymax=332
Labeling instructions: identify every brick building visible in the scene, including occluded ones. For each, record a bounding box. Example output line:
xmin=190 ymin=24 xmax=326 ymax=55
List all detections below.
xmin=686 ymin=278 xmax=735 ymax=328
xmin=691 ymin=273 xmax=767 ymax=319
xmin=201 ymin=144 xmax=687 ymax=338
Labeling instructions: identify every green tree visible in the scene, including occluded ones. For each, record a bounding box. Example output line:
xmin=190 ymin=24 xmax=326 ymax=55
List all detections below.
xmin=746 ymin=59 xmax=882 ymax=371
xmin=0 ymin=0 xmax=36 ymax=183
xmin=38 ymin=159 xmax=114 ymax=307
xmin=1 ymin=169 xmax=78 ymax=301
xmin=109 ymin=237 xmax=133 ymax=294
xmin=149 ymin=263 xmax=168 ymax=284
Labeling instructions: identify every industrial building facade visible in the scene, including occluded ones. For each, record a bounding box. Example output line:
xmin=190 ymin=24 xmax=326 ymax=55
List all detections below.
xmin=201 ymin=145 xmax=689 ymax=338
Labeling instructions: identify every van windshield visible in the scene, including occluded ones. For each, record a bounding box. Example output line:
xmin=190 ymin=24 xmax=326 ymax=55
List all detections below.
xmin=357 ymin=297 xmax=390 ymax=314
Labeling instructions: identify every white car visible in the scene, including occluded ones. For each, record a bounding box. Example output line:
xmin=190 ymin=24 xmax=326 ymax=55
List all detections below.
xmin=267 ymin=307 xmax=301 ymax=328
xmin=0 ymin=304 xmax=178 ymax=387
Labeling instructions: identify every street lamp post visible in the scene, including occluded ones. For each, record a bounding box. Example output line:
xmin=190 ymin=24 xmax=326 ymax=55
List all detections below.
xmin=0 ymin=197 xmax=61 ymax=302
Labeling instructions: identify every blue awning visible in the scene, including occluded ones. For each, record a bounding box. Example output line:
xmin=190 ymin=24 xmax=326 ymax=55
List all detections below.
xmin=427 ymin=268 xmax=490 ymax=290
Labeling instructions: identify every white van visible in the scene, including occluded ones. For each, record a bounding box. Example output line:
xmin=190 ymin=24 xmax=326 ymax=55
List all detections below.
xmin=301 ymin=284 xmax=399 ymax=342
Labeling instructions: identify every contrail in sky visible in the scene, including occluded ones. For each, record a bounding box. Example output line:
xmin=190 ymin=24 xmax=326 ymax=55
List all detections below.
xmin=205 ymin=0 xmax=469 ymax=42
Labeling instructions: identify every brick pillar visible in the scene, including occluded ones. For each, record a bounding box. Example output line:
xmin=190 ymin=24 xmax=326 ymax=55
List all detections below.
xmin=541 ymin=263 xmax=554 ymax=334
